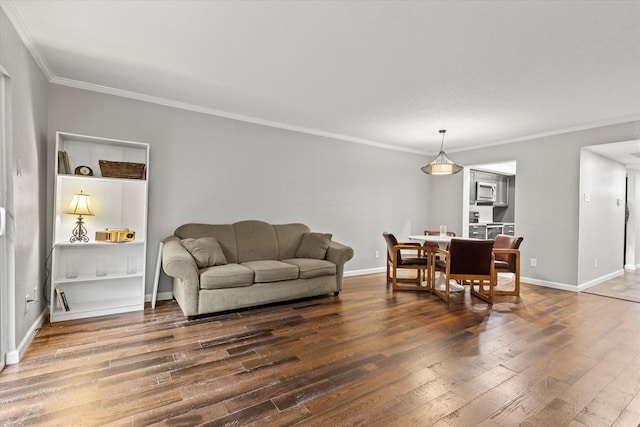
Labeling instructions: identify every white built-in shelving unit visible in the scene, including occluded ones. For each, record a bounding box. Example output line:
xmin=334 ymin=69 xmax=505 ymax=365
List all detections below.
xmin=50 ymin=131 xmax=149 ymax=322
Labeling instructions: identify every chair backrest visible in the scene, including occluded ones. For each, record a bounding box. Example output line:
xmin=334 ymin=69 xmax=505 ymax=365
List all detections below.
xmin=423 ymin=230 xmax=455 ymax=249
xmin=448 ymin=238 xmax=494 ymax=275
xmin=494 ymin=234 xmax=524 ymax=268
xmin=382 ymin=232 xmax=402 ymax=263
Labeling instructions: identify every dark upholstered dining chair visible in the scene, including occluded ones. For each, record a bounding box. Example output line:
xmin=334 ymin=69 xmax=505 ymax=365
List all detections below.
xmin=423 ymin=229 xmax=457 ymax=256
xmin=382 ymin=232 xmax=430 ymax=291
xmin=493 ymin=234 xmax=524 ymax=296
xmin=431 ymin=238 xmax=496 ymax=303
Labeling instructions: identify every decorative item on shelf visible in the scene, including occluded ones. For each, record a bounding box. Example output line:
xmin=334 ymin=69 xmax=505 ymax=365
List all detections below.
xmin=74 ymin=165 xmax=93 ymax=176
xmin=64 ymin=191 xmax=94 ymax=243
xmin=95 ymin=228 xmax=136 ymax=243
xmin=420 ymin=129 xmax=462 ymax=175
xmin=98 ymin=160 xmax=146 ymax=179
xmin=57 ymin=151 xmax=71 ymax=174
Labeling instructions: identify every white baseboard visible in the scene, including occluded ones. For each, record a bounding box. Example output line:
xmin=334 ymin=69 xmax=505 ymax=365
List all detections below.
xmin=577 ymin=269 xmax=624 ymax=291
xmin=145 ymin=291 xmax=174 ymax=302
xmin=7 ymin=310 xmax=47 ymax=365
xmin=344 ymin=267 xmax=385 ymax=277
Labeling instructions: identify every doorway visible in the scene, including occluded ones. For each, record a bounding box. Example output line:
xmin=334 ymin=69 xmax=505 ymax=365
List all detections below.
xmin=462 ymin=161 xmax=517 ymax=239
xmin=0 ymin=68 xmax=14 ymax=370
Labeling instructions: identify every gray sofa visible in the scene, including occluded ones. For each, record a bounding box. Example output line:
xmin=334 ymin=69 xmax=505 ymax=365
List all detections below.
xmin=162 ymin=220 xmax=354 ymax=317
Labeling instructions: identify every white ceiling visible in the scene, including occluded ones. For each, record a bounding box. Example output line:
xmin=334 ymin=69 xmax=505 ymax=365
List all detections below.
xmin=3 ymin=0 xmax=640 ymax=158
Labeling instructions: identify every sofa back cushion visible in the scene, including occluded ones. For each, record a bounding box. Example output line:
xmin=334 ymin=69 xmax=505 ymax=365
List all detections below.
xmin=274 ymin=223 xmax=310 ymax=260
xmin=175 ymin=221 xmax=312 ymax=263
xmin=233 ymin=220 xmax=279 ymax=262
xmin=174 ymin=223 xmax=238 ymax=263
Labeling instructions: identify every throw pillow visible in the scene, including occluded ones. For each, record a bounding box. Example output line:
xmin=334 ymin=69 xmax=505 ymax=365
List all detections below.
xmin=182 ymin=237 xmax=227 ymax=268
xmin=296 ymin=232 xmax=332 ymax=259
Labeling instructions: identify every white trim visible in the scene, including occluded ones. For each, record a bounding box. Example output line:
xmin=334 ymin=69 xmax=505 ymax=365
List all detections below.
xmin=519 ymin=277 xmax=578 ymax=292
xmin=445 ymin=115 xmax=640 ymax=154
xmin=0 ymin=1 xmax=54 ymax=80
xmin=577 ymin=269 xmax=625 ymax=292
xmin=6 ymin=310 xmax=46 ymax=365
xmin=344 ymin=267 xmax=386 ymax=277
xmin=624 ymin=263 xmax=639 ymax=271
xmin=145 ymin=291 xmax=173 ymax=303
xmin=5 ymin=0 xmax=640 ymax=156
xmin=50 ymin=76 xmax=425 ymax=155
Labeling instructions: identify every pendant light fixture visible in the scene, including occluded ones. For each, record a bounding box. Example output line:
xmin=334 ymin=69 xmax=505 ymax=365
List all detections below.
xmin=420 ymin=129 xmax=462 ymax=175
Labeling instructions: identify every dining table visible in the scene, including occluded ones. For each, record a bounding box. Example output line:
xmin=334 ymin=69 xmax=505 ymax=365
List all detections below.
xmin=407 ymin=234 xmax=465 ymax=292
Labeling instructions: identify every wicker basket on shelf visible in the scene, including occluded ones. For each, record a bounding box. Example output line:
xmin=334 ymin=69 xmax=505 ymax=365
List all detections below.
xmin=98 ymin=160 xmax=146 ymax=180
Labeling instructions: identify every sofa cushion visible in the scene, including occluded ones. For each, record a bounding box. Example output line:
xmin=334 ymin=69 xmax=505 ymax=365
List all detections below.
xmin=182 ymin=237 xmax=227 ymax=268
xmin=283 ymin=258 xmax=337 ymax=279
xmin=234 ymin=220 xmax=279 ymax=262
xmin=199 ymin=264 xmax=254 ymax=290
xmin=296 ymin=232 xmax=332 ymax=259
xmin=241 ymin=260 xmax=299 ymax=283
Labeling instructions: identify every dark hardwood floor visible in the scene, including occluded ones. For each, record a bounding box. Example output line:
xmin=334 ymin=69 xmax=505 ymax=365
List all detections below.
xmin=2 ymin=273 xmax=640 ymax=426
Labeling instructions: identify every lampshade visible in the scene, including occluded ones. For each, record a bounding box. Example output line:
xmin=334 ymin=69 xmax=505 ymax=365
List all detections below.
xmin=420 ymin=130 xmax=462 ymax=175
xmin=64 ymin=191 xmax=94 ymax=216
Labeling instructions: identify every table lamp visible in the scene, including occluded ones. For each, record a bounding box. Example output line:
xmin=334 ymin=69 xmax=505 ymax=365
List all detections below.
xmin=64 ymin=191 xmax=94 ymax=243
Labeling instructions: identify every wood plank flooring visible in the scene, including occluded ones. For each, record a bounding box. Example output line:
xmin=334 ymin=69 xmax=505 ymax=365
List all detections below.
xmin=2 ymin=273 xmax=640 ymax=426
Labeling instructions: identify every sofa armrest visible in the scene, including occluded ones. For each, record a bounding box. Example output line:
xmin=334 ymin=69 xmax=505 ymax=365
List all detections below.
xmin=162 ymin=235 xmax=201 ymax=316
xmin=326 ymin=240 xmax=354 ymax=266
xmin=325 ymin=240 xmax=354 ymax=292
xmin=162 ymin=236 xmax=198 ymax=280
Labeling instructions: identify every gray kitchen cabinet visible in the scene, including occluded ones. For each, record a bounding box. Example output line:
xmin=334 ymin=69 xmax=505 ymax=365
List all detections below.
xmin=469 ymin=224 xmax=487 ymax=239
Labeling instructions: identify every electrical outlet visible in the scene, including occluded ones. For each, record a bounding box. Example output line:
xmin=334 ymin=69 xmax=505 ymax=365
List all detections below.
xmin=530 ymin=258 xmax=537 ymax=267
xmin=375 ymin=250 xmax=379 ymax=259
xmin=25 ymin=294 xmax=30 ymax=314
xmin=594 ymin=258 xmax=598 ymax=268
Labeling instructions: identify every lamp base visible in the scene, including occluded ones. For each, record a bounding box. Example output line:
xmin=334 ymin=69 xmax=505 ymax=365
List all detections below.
xmin=69 ymin=215 xmax=89 ymax=243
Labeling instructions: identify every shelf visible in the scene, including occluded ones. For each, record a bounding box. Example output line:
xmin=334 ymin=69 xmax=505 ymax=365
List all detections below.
xmin=51 ymin=298 xmax=143 ymax=322
xmin=54 ymin=241 xmax=145 ymax=248
xmin=54 ymin=271 xmax=144 ymax=285
xmin=57 ymin=174 xmax=147 ymax=183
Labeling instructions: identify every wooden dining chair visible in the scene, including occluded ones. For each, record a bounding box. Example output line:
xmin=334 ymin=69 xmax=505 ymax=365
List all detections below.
xmin=424 ymin=230 xmax=456 ymax=258
xmin=431 ymin=238 xmax=496 ymax=303
xmin=493 ymin=234 xmax=524 ymax=296
xmin=382 ymin=232 xmax=431 ymax=291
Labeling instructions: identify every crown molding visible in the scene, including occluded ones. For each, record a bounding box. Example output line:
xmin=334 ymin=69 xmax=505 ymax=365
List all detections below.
xmin=51 ymin=75 xmax=426 ymax=155
xmin=4 ymin=0 xmax=638 ymax=157
xmin=1 ymin=0 xmax=54 ymax=80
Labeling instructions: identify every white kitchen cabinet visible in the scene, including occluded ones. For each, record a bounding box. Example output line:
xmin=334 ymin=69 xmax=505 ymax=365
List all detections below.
xmin=50 ymin=132 xmax=149 ymax=322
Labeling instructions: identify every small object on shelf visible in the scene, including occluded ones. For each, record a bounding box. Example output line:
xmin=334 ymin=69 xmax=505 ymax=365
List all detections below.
xmin=95 ymin=228 xmax=136 ymax=242
xmin=56 ymin=288 xmax=70 ymax=311
xmin=74 ymin=165 xmax=93 ymax=176
xmin=58 ymin=151 xmax=71 ymax=174
xmin=99 ymin=160 xmax=146 ymax=179
xmin=64 ymin=191 xmax=95 ymax=243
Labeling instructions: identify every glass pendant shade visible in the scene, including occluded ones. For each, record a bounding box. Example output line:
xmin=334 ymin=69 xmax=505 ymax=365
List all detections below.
xmin=421 ymin=130 xmax=462 ymax=175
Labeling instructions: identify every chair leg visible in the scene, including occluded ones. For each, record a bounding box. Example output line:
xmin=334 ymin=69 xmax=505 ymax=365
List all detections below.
xmin=493 ymin=272 xmax=520 ymax=296
xmin=386 ymin=261 xmax=391 ymax=284
xmin=470 ymin=279 xmax=494 ymax=303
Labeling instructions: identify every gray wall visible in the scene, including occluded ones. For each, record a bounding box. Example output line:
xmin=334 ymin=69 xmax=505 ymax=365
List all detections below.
xmin=0 ymin=8 xmax=49 ymax=350
xmin=426 ymin=121 xmax=640 ymax=288
xmin=47 ymin=85 xmax=431 ymax=296
xmin=626 ymin=169 xmax=640 ymax=269
xmin=578 ymin=149 xmax=626 ymax=285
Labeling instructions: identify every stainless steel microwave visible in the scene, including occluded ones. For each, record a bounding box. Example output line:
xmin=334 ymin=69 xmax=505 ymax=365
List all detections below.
xmin=476 ymin=181 xmax=497 ymax=202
